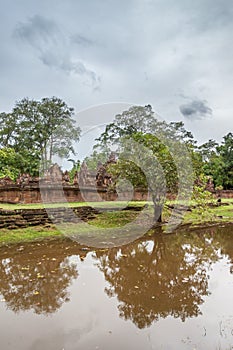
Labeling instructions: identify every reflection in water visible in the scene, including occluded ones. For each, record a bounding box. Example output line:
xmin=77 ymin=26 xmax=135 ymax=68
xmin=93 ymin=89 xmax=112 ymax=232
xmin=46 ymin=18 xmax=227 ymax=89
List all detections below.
xmin=0 ymin=224 xmax=232 ymax=349
xmin=0 ymin=240 xmax=89 ymax=314
xmin=95 ymin=226 xmax=225 ymax=328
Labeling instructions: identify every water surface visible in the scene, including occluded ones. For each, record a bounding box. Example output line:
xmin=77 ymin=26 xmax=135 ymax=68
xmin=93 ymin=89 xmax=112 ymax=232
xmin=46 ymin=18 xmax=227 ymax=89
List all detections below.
xmin=0 ymin=225 xmax=232 ymax=349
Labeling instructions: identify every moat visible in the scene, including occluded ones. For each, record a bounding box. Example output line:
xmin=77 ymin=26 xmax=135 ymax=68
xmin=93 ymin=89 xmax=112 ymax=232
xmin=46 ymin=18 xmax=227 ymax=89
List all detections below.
xmin=0 ymin=225 xmax=232 ymax=349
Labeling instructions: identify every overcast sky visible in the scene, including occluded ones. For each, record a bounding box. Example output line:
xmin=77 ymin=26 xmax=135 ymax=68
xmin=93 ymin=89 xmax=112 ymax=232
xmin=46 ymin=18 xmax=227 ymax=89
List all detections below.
xmin=1 ymin=0 xmax=233 ymax=153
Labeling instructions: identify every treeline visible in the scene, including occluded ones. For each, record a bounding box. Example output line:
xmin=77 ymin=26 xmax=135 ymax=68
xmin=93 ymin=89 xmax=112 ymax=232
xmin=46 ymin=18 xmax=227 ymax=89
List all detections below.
xmin=198 ymin=136 xmax=233 ymax=190
xmin=0 ymin=101 xmax=232 ymax=190
xmin=90 ymin=105 xmax=233 ymax=191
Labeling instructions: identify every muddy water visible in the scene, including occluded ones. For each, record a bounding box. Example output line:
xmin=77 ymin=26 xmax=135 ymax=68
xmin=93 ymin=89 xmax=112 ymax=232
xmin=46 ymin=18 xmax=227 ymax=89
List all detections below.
xmin=0 ymin=225 xmax=232 ymax=350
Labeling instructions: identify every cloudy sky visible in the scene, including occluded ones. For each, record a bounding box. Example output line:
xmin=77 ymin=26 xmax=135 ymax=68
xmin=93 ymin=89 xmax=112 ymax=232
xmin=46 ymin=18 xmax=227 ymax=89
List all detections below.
xmin=1 ymin=0 xmax=233 ymax=152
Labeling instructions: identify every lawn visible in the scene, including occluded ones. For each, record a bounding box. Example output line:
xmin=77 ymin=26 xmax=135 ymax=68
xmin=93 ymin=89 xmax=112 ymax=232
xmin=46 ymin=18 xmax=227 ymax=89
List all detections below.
xmin=0 ymin=200 xmax=148 ymax=210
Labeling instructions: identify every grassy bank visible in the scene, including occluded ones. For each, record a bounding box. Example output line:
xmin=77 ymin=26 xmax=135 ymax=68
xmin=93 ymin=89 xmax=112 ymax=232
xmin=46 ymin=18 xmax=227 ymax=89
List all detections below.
xmin=0 ymin=225 xmax=62 ymax=245
xmin=0 ymin=200 xmax=232 ymax=246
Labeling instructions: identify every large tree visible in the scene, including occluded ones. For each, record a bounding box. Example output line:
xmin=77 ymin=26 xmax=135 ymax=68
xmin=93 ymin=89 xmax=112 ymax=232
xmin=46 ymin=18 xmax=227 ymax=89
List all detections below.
xmin=0 ymin=97 xmax=81 ymax=174
xmin=95 ymin=105 xmax=195 ymax=222
xmin=96 ymin=105 xmax=195 ymax=147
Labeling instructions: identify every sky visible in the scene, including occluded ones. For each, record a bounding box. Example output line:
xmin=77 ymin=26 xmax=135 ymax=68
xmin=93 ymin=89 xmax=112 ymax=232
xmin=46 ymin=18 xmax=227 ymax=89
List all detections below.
xmin=0 ymin=0 xmax=233 ymax=159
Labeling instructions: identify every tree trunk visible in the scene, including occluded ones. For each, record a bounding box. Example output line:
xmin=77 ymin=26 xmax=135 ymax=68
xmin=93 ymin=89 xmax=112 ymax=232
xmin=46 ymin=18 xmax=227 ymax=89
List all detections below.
xmin=152 ymin=196 xmax=163 ymax=223
xmin=49 ymin=138 xmax=53 ymax=163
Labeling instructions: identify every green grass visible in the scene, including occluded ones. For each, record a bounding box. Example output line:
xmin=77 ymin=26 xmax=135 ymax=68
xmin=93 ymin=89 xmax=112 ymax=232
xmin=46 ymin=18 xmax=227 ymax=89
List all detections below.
xmin=0 ymin=198 xmax=232 ymax=210
xmin=0 ymin=201 xmax=88 ymax=210
xmin=183 ymin=202 xmax=233 ymax=225
xmin=0 ymin=200 xmax=148 ymax=210
xmin=0 ymin=225 xmax=62 ymax=245
xmin=210 ymin=204 xmax=233 ymax=219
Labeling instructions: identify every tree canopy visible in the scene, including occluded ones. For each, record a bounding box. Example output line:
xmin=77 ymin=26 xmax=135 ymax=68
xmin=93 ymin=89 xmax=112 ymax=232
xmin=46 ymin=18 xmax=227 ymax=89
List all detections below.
xmin=0 ymin=97 xmax=81 ymax=176
xmin=199 ymin=132 xmax=233 ymax=189
xmin=94 ymin=105 xmax=195 ymax=221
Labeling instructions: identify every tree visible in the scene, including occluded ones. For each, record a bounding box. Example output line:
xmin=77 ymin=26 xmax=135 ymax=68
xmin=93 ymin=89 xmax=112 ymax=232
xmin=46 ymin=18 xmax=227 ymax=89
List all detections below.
xmin=192 ymin=174 xmax=214 ymax=220
xmin=0 ymin=147 xmax=21 ymax=180
xmin=0 ymin=97 xmax=81 ymax=174
xmin=84 ymin=149 xmax=111 ymax=171
xmin=198 ymin=139 xmax=219 ymax=162
xmin=108 ymin=133 xmax=177 ymax=222
xmin=0 ymin=112 xmax=16 ymax=147
xmin=67 ymin=158 xmax=81 ymax=182
xmin=217 ymin=133 xmax=233 ymax=189
xmin=200 ymin=133 xmax=233 ymax=189
xmin=38 ymin=97 xmax=81 ymax=162
xmin=95 ymin=105 xmax=195 ymax=222
xmin=0 ymin=147 xmax=40 ymax=180
xmin=96 ymin=105 xmax=195 ymax=148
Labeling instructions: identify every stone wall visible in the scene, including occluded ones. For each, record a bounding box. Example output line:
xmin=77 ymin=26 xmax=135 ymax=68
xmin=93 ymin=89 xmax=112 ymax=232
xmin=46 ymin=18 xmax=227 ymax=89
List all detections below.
xmin=0 ymin=206 xmax=100 ymax=229
xmin=0 ymin=184 xmax=150 ymax=204
xmin=0 ymin=184 xmax=232 ymax=205
xmin=0 ymin=205 xmax=146 ymax=230
xmin=214 ymin=190 xmax=233 ymax=199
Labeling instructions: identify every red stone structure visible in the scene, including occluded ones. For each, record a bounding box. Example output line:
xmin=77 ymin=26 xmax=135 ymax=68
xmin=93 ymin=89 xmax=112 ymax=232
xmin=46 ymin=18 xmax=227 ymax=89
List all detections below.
xmin=0 ymin=183 xmax=149 ymax=204
xmin=0 ymin=160 xmax=233 ymax=204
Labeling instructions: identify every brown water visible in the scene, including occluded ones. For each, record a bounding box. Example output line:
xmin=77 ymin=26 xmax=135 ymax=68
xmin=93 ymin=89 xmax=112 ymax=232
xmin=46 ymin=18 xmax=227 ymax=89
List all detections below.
xmin=0 ymin=225 xmax=232 ymax=350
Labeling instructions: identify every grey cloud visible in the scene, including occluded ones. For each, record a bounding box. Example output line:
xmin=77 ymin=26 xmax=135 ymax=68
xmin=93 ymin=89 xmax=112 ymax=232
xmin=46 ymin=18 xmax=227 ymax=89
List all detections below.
xmin=14 ymin=15 xmax=100 ymax=86
xmin=71 ymin=34 xmax=94 ymax=47
xmin=179 ymin=99 xmax=212 ymax=120
xmin=40 ymin=51 xmax=100 ymax=84
xmin=0 ymin=0 xmax=232 ymax=144
xmin=14 ymin=15 xmax=59 ymax=50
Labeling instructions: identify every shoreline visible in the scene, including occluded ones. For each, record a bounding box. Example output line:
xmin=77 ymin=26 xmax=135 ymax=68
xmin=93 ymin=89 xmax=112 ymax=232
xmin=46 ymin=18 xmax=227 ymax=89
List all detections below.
xmin=0 ymin=200 xmax=232 ymax=247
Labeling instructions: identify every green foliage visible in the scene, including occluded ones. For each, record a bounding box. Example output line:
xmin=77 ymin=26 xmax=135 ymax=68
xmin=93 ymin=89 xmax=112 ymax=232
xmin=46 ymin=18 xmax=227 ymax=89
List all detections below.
xmin=84 ymin=149 xmax=111 ymax=171
xmin=0 ymin=148 xmax=22 ymax=180
xmin=0 ymin=112 xmax=15 ymax=147
xmin=192 ymin=175 xmax=214 ymax=220
xmin=200 ymin=133 xmax=233 ymax=189
xmin=0 ymin=147 xmax=41 ymax=179
xmin=95 ymin=105 xmax=195 ymax=222
xmin=217 ymin=132 xmax=233 ymax=189
xmin=108 ymin=159 xmax=145 ymax=188
xmin=67 ymin=159 xmax=80 ymax=183
xmin=0 ymin=97 xmax=81 ymax=175
xmin=96 ymin=105 xmax=195 ymax=148
xmin=198 ymin=139 xmax=218 ymax=162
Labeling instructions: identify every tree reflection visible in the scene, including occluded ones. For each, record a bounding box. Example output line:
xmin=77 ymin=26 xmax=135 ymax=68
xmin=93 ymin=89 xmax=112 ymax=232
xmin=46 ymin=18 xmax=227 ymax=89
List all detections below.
xmin=207 ymin=225 xmax=233 ymax=274
xmin=95 ymin=229 xmax=221 ymax=329
xmin=0 ymin=240 xmax=86 ymax=314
